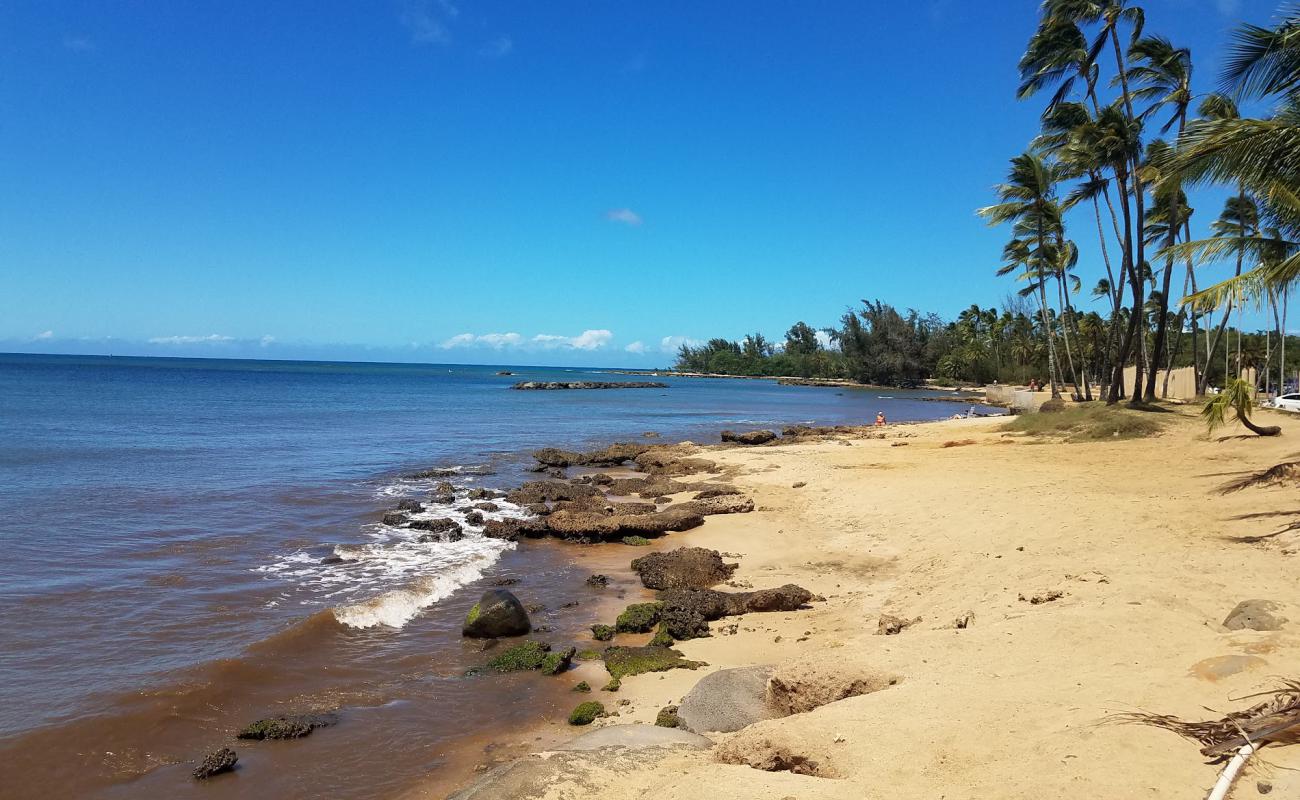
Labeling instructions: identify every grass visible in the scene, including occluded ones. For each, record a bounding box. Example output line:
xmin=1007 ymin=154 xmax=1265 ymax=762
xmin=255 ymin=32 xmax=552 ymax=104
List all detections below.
xmin=1002 ymin=403 xmax=1167 ymax=442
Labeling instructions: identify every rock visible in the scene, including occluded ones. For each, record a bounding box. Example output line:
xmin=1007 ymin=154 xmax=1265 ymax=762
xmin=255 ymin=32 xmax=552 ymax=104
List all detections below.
xmin=486 ymin=641 xmax=551 ymax=672
xmin=682 ymin=494 xmax=755 ymax=516
xmin=395 ymin=498 xmax=423 ymax=512
xmin=573 ymin=681 xmax=591 ymax=692
xmin=631 ymin=548 xmax=738 ymax=590
xmin=649 ymin=624 xmax=674 ymax=647
xmin=585 ymin=574 xmax=610 ymax=588
xmin=1224 ymin=599 xmax=1287 ymax=631
xmin=603 ymin=645 xmax=706 ymax=679
xmin=533 ymin=447 xmax=584 ymax=467
xmin=720 ymin=429 xmax=778 ymax=446
xmin=678 ymin=666 xmax=779 ymax=734
xmin=642 ymin=431 xmax=661 ymax=438
xmin=409 ymin=517 xmax=461 ymax=534
xmin=591 ymin=624 xmax=616 ymax=641
xmin=192 ymin=747 xmax=238 ymax=780
xmin=580 ymin=442 xmax=652 ymax=466
xmin=634 ymin=451 xmax=717 ymax=476
xmin=493 ymin=577 xmax=520 ymax=586
xmin=876 ymin=614 xmax=919 ymax=635
xmin=655 ymin=705 xmax=681 ymax=728
xmin=558 ymin=723 xmax=713 ymax=751
xmin=237 ymin=713 xmax=338 ymax=740
xmin=765 ymin=659 xmax=901 ymax=715
xmin=512 ymin=381 xmax=668 ymax=390
xmin=506 ymin=481 xmax=602 ymax=506
xmin=475 ymin=502 xmax=499 ymax=512
xmin=658 ymin=585 xmax=814 ymax=625
xmin=693 ymin=486 xmax=742 ymax=499
xmin=544 ymin=507 xmax=705 ymax=542
xmin=320 ymin=555 xmax=345 ymax=565
xmin=660 ymin=604 xmax=712 ymax=640
xmin=615 ymin=602 xmax=664 ymax=633
xmin=791 ymin=481 xmax=807 ymax=489
xmin=464 ymin=511 xmax=485 ymax=525
xmin=463 ymin=589 xmax=532 ymax=638
xmin=381 ymin=512 xmax=410 ymax=526
xmin=540 ymin=647 xmax=577 ymax=675
xmin=482 ymin=518 xmax=549 ymax=541
xmin=954 ymin=610 xmax=975 ymax=629
xmin=568 ymin=701 xmax=605 ymax=725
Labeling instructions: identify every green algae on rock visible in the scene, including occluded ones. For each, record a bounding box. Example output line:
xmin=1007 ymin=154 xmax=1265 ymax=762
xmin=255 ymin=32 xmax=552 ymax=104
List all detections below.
xmin=568 ymin=701 xmax=605 ymax=726
xmin=539 ymin=646 xmax=576 ymax=676
xmin=486 ymin=641 xmax=551 ymax=672
xmin=603 ymin=645 xmax=705 ymax=680
xmin=591 ymin=624 xmax=616 ymax=641
xmin=615 ymin=602 xmax=663 ymax=633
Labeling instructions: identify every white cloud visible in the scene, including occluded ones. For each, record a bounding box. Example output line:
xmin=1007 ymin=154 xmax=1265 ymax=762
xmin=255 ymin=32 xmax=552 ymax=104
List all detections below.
xmin=442 ymin=330 xmax=612 ymax=351
xmin=659 ymin=335 xmax=701 ymax=352
xmin=441 ymin=332 xmax=522 ymax=349
xmin=63 ymin=35 xmax=95 ymax=52
xmin=147 ymin=334 xmax=235 ymax=345
xmin=400 ymin=0 xmax=457 ymax=45
xmin=480 ymin=35 xmax=513 ymax=57
xmin=532 ymin=329 xmax=613 ymax=350
xmin=625 ymin=340 xmax=646 ymax=354
xmin=815 ymin=330 xmax=835 ymax=349
xmin=260 ymin=335 xmax=276 ymax=347
xmin=34 ymin=330 xmax=54 ymax=340
xmin=605 ymin=208 xmax=642 ymax=226
xmin=441 ymin=333 xmax=476 ymax=348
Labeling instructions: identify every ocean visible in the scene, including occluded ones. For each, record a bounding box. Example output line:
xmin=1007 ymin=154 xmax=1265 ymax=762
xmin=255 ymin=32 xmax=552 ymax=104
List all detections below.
xmin=0 ymin=353 xmax=964 ymax=798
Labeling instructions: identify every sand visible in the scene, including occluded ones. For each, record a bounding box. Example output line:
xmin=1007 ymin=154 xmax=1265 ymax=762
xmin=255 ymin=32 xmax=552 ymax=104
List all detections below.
xmin=434 ymin=408 xmax=1300 ymax=799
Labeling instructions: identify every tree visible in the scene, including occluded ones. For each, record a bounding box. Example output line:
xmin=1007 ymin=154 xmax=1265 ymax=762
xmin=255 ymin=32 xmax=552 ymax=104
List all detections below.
xmin=1202 ymin=378 xmax=1281 ymax=436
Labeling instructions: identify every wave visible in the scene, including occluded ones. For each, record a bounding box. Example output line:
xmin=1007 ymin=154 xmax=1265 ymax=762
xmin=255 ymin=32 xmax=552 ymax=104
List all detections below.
xmin=332 ymin=556 xmax=496 ymax=628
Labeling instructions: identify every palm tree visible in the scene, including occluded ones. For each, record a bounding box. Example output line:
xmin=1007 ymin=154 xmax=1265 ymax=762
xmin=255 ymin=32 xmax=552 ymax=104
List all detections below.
xmin=980 ymin=153 xmax=1069 ymax=399
xmin=1202 ymin=378 xmax=1281 ymax=436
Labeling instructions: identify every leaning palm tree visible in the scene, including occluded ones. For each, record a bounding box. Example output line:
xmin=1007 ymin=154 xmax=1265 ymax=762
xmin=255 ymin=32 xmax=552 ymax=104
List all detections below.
xmin=1202 ymin=378 xmax=1281 ymax=436
xmin=979 ymin=153 xmax=1070 ymax=399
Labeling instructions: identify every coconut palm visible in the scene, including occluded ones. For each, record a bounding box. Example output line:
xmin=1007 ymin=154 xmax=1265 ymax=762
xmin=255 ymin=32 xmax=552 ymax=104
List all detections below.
xmin=1202 ymin=378 xmax=1281 ymax=436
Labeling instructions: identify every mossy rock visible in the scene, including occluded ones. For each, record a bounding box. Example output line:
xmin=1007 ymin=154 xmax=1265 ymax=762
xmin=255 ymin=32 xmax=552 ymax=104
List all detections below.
xmin=602 ymin=678 xmax=621 ymax=692
xmin=649 ymin=623 xmax=674 ymax=647
xmin=465 ymin=602 xmax=482 ymax=626
xmin=235 ymin=713 xmax=337 ymax=741
xmin=655 ymin=705 xmax=680 ymax=728
xmin=568 ymin=701 xmax=605 ymax=726
xmin=573 ymin=681 xmax=591 ymax=693
xmin=603 ymin=645 xmax=705 ymax=680
xmin=486 ymin=641 xmax=551 ymax=672
xmin=615 ymin=602 xmax=663 ymax=633
xmin=622 ymin=536 xmax=652 ymax=546
xmin=576 ymin=648 xmax=603 ymax=661
xmin=539 ymin=646 xmax=576 ymax=676
xmin=591 ymin=624 xmax=616 ymax=641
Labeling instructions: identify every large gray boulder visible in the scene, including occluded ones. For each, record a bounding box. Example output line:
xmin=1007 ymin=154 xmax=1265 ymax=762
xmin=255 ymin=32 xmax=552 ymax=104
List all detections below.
xmin=462 ymin=589 xmax=531 ymax=638
xmin=555 ymin=724 xmax=713 ymax=751
xmin=677 ymin=665 xmax=781 ymax=734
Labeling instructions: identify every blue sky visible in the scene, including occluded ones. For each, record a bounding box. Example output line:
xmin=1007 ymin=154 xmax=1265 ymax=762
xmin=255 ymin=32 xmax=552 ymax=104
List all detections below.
xmin=0 ymin=0 xmax=1284 ymax=366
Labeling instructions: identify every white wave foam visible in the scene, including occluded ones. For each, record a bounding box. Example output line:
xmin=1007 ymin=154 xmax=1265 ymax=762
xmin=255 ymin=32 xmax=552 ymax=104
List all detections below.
xmin=332 ymin=556 xmax=495 ymax=628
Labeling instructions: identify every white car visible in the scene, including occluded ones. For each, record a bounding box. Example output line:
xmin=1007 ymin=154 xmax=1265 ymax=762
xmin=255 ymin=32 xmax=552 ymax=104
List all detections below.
xmin=1271 ymin=393 xmax=1300 ymax=412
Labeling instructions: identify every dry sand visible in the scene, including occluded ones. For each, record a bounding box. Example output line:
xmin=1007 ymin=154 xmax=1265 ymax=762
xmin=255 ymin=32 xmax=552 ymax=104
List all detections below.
xmin=436 ymin=408 xmax=1300 ymax=799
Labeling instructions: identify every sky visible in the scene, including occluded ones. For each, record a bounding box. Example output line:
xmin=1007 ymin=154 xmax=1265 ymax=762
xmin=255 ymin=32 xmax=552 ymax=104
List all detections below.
xmin=0 ymin=0 xmax=1287 ymax=366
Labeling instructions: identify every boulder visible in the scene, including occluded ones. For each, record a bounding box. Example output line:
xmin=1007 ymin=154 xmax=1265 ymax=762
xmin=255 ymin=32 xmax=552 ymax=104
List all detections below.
xmin=544 ymin=507 xmax=704 ymax=542
xmin=409 ymin=517 xmax=461 ymax=534
xmin=720 ymin=429 xmax=778 ymax=446
xmin=660 ymin=604 xmax=712 ymax=640
xmin=463 ymin=589 xmax=532 ymax=638
xmin=585 ymin=574 xmax=610 ymax=588
xmin=381 ymin=512 xmax=410 ymax=526
xmin=631 ymin=548 xmax=738 ymax=590
xmin=464 ymin=511 xmax=485 ymax=526
xmin=678 ymin=666 xmax=780 ymax=734
xmin=533 ymin=447 xmax=584 ymax=468
xmin=615 ymin=602 xmax=664 ymax=633
xmin=556 ymin=724 xmax=712 ymax=751
xmin=506 ymin=481 xmax=602 ymax=506
xmin=192 ymin=748 xmax=238 ymax=780
xmin=1224 ymin=599 xmax=1287 ymax=631
xmin=683 ymin=495 xmax=755 ymax=516
xmin=482 ymin=518 xmax=550 ymax=541
xmin=634 ymin=451 xmax=717 ymax=476
xmin=765 ymin=659 xmax=900 ymax=715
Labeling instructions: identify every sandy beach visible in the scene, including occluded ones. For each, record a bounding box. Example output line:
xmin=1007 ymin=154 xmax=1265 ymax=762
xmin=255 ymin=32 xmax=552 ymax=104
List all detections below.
xmin=433 ymin=408 xmax=1300 ymax=799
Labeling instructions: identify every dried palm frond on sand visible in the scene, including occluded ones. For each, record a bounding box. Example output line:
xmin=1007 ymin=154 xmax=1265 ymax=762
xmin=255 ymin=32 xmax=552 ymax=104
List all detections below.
xmin=1114 ymin=681 xmax=1300 ymax=800
xmin=1219 ymin=461 xmax=1300 ymax=494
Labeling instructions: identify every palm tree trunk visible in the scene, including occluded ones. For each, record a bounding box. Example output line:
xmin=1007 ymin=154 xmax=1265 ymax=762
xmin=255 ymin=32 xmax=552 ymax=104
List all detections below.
xmin=1055 ymin=275 xmax=1083 ymax=398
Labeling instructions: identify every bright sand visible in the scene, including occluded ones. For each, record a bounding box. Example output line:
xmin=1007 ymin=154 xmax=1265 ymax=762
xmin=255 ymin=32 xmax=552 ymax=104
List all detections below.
xmin=426 ymin=408 xmax=1300 ymax=799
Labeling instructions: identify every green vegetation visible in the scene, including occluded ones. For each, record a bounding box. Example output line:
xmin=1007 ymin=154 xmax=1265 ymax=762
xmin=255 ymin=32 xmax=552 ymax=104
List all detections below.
xmin=621 ymin=535 xmax=651 ymax=546
xmin=568 ymin=701 xmax=604 ymax=725
xmin=576 ymin=648 xmax=603 ymax=661
xmin=655 ymin=705 xmax=680 ymax=728
xmin=603 ymin=645 xmax=705 ymax=680
xmin=1004 ymin=404 xmax=1166 ymax=442
xmin=1203 ymin=379 xmax=1282 ymax=436
xmin=648 ymin=623 xmax=674 ymax=648
xmin=614 ymin=602 xmax=663 ymax=633
xmin=676 ymin=3 xmax=1300 ymax=406
xmin=236 ymin=717 xmax=314 ymax=740
xmin=539 ymin=647 xmax=575 ymax=676
xmin=590 ymin=624 xmax=615 ymax=642
xmin=601 ymin=677 xmax=621 ymax=692
xmin=486 ymin=641 xmax=550 ymax=672
xmin=464 ymin=603 xmax=481 ymax=626
xmin=573 ymin=681 xmax=591 ymax=693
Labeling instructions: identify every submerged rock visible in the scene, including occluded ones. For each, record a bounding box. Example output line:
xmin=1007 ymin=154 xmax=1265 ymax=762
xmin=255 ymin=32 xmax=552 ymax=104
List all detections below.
xmin=631 ymin=547 xmax=738 ymax=590
xmin=539 ymin=646 xmax=577 ymax=676
xmin=513 ymin=381 xmax=668 ymax=390
xmin=463 ymin=589 xmax=532 ymax=638
xmin=585 ymin=574 xmax=610 ymax=588
xmin=192 ymin=748 xmax=238 ymax=780
xmin=237 ymin=713 xmax=338 ymax=740
xmin=486 ymin=641 xmax=551 ymax=672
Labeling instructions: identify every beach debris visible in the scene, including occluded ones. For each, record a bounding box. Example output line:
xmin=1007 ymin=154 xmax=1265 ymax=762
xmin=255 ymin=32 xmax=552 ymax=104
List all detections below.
xmin=1223 ymin=599 xmax=1287 ymax=631
xmin=463 ymin=589 xmax=532 ymax=638
xmin=1115 ymin=680 xmax=1300 ymax=799
xmin=876 ymin=614 xmax=920 ymax=635
xmin=603 ymin=645 xmax=705 ymax=680
xmin=765 ymin=658 xmax=901 ymax=716
xmin=1259 ymin=780 xmax=1273 ymax=794
xmin=485 ymin=641 xmax=552 ymax=672
xmin=539 ymin=647 xmax=577 ymax=676
xmin=941 ymin=439 xmax=977 ymax=448
xmin=954 ymin=610 xmax=976 ymax=629
xmin=720 ymin=429 xmax=778 ymax=446
xmin=678 ymin=665 xmax=779 ymax=734
xmin=237 ymin=713 xmax=338 ymax=740
xmin=631 ymin=547 xmax=738 ymax=590
xmin=1019 ymin=590 xmax=1064 ymax=605
xmin=567 ymin=701 xmax=606 ymax=726
xmin=891 ymin=441 xmax=910 ymax=447
xmin=656 ymin=705 xmax=681 ymax=728
xmin=513 ymin=381 xmax=668 ymax=390
xmin=791 ymin=481 xmax=807 ymax=488
xmin=192 ymin=747 xmax=238 ymax=780
xmin=585 ymin=574 xmax=609 ymax=587
xmin=591 ymin=624 xmax=615 ymax=641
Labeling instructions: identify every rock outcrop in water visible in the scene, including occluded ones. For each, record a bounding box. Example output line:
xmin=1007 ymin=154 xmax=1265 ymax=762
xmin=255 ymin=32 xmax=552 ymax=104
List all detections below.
xmin=720 ymin=429 xmax=778 ymax=446
xmin=192 ymin=748 xmax=238 ymax=780
xmin=237 ymin=713 xmax=338 ymax=740
xmin=463 ymin=589 xmax=532 ymax=638
xmin=511 ymin=381 xmax=668 ymax=390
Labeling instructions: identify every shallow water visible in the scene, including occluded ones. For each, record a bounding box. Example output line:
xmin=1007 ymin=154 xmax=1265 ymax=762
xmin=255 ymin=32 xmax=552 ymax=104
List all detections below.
xmin=0 ymin=353 xmax=962 ymax=798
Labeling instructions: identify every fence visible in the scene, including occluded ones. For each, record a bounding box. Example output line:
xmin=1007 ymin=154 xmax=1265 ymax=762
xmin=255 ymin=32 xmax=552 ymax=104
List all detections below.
xmin=1120 ymin=365 xmax=1256 ymax=401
